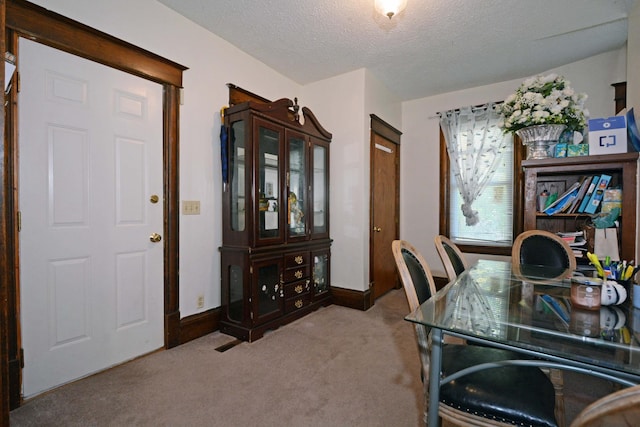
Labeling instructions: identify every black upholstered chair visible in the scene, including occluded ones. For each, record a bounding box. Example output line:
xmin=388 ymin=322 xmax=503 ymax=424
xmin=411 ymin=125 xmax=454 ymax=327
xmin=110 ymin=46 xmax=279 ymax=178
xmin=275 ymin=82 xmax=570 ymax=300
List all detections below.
xmin=392 ymin=240 xmax=558 ymax=427
xmin=512 ymin=229 xmax=576 ymax=425
xmin=434 ymin=235 xmax=468 ymax=282
xmin=512 ymin=230 xmax=576 ymax=279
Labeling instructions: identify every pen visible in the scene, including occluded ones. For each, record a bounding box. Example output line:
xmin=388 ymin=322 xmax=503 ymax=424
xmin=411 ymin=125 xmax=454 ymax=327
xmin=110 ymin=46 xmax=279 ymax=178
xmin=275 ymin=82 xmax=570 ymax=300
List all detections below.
xmin=587 ymin=252 xmax=605 ymax=278
xmin=621 ymin=326 xmax=631 ymax=344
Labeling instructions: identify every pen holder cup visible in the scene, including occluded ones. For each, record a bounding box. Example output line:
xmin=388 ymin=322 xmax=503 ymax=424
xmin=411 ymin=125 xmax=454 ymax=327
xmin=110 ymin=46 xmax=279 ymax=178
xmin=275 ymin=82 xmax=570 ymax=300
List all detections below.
xmin=634 ymin=284 xmax=640 ymax=309
xmin=615 ymin=279 xmax=632 ymax=289
xmin=634 ymin=307 xmax=640 ymax=329
xmin=596 ymin=275 xmax=632 ymax=291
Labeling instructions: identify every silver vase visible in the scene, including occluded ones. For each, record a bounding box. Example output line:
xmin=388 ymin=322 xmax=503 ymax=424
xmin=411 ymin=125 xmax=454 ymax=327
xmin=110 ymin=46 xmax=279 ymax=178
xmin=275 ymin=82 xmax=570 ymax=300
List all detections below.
xmin=516 ymin=124 xmax=567 ymax=160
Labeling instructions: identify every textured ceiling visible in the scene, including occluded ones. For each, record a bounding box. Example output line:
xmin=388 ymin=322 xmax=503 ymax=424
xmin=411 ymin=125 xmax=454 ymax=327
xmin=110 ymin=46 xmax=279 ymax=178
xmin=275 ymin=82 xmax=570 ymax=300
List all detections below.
xmin=157 ymin=0 xmax=637 ymax=101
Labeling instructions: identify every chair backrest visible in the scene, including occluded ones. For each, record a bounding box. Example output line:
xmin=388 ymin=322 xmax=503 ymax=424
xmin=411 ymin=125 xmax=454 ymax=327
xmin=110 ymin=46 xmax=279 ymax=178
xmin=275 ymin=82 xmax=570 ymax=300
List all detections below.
xmin=569 ymin=384 xmax=640 ymax=427
xmin=391 ymin=240 xmax=437 ymax=312
xmin=512 ymin=230 xmax=576 ymax=275
xmin=434 ymin=235 xmax=469 ymax=281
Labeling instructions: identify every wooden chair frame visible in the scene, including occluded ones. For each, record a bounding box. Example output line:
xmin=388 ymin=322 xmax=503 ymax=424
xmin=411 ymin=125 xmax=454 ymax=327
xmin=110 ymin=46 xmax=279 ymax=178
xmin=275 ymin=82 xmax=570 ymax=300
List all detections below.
xmin=569 ymin=384 xmax=640 ymax=427
xmin=434 ymin=235 xmax=469 ymax=282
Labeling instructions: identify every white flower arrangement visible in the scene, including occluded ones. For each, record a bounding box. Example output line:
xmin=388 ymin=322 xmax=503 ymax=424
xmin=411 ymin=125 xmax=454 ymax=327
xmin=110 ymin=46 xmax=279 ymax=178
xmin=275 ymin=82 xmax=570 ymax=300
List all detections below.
xmin=497 ymin=73 xmax=589 ymax=133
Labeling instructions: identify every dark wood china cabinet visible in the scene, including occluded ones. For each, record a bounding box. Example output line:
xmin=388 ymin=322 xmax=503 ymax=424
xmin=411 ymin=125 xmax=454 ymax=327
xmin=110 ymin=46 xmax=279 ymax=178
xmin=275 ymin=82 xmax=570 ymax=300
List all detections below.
xmin=220 ymin=97 xmax=332 ymax=341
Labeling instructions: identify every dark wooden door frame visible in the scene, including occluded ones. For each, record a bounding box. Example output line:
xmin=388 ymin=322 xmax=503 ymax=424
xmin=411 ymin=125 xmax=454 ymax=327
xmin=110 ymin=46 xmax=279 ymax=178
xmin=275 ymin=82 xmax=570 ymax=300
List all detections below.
xmin=1 ymin=0 xmax=9 ymax=422
xmin=368 ymin=114 xmax=401 ymax=303
xmin=1 ymin=0 xmax=187 ymax=416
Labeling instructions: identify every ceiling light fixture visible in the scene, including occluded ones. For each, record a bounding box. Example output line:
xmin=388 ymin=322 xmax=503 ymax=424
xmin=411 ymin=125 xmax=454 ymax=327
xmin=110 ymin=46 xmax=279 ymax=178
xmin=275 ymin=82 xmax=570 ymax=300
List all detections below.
xmin=374 ymin=0 xmax=407 ymax=19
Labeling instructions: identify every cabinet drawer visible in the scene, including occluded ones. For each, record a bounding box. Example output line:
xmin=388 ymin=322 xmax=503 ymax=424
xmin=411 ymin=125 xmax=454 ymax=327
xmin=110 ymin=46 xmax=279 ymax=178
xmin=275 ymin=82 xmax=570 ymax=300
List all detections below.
xmin=284 ymin=280 xmax=311 ymax=299
xmin=285 ymin=293 xmax=310 ymax=313
xmin=283 ymin=265 xmax=309 ymax=283
xmin=285 ymin=252 xmax=309 ymax=268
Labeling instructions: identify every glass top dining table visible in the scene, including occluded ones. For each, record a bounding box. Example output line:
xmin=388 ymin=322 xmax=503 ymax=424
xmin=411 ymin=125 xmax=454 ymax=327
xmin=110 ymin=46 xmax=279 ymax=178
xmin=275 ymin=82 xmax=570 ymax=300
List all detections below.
xmin=405 ymin=259 xmax=640 ymax=426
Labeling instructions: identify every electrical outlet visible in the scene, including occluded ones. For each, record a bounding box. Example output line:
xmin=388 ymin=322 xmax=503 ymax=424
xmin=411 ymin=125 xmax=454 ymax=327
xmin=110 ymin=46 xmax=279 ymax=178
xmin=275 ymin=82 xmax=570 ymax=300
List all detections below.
xmin=182 ymin=200 xmax=201 ymax=215
xmin=197 ymin=295 xmax=204 ymax=309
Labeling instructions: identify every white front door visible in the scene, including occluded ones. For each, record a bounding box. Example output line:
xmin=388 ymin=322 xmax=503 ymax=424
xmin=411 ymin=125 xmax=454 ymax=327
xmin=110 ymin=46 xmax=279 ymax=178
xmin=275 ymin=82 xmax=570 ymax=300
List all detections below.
xmin=18 ymin=38 xmax=164 ymax=398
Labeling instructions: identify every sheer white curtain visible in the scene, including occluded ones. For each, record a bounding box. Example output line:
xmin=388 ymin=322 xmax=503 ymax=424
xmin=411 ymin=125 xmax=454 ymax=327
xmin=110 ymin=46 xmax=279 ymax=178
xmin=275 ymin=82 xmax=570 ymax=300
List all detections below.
xmin=440 ymin=103 xmax=510 ymax=226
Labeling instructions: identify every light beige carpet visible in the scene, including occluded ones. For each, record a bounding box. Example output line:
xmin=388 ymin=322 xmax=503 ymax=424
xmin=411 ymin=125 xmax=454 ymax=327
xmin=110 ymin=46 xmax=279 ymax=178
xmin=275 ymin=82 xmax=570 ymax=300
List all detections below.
xmin=10 ymin=289 xmax=613 ymax=426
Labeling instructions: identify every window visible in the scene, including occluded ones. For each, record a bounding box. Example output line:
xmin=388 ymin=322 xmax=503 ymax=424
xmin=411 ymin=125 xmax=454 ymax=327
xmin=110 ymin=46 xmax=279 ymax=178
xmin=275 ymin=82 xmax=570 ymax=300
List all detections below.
xmin=450 ymin=134 xmax=513 ymax=246
xmin=439 ymin=111 xmax=525 ymax=256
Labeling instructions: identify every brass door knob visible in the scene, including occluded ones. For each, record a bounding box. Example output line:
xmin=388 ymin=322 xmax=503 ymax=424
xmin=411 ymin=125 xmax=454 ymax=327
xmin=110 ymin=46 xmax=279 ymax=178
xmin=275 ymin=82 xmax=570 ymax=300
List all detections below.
xmin=150 ymin=194 xmax=159 ymax=204
xmin=150 ymin=233 xmax=162 ymax=243
xmin=373 ymin=227 xmax=382 ymax=232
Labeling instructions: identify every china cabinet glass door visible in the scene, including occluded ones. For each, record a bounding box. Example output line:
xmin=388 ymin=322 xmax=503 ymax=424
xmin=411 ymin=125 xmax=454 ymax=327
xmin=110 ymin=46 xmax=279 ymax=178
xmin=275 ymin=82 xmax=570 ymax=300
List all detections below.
xmin=256 ymin=120 xmax=283 ymax=243
xmin=287 ymin=132 xmax=308 ymax=240
xmin=228 ymin=264 xmax=244 ymax=322
xmin=312 ymin=142 xmax=329 ymax=237
xmin=253 ymin=257 xmax=284 ymax=324
xmin=312 ymin=250 xmax=329 ymax=297
xmin=230 ymin=120 xmax=245 ymax=232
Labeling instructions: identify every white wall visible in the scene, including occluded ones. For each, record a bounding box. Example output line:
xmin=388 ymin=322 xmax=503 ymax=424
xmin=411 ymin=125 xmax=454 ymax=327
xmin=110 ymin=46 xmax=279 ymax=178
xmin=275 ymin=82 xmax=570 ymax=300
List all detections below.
xmin=629 ymin=2 xmax=640 ymax=110
xmin=364 ymin=69 xmax=402 ymax=131
xmin=302 ymin=69 xmax=401 ymax=292
xmin=303 ymin=69 xmax=367 ymax=292
xmin=28 ymin=0 xmax=302 ymax=316
xmin=401 ymin=48 xmax=627 ymax=277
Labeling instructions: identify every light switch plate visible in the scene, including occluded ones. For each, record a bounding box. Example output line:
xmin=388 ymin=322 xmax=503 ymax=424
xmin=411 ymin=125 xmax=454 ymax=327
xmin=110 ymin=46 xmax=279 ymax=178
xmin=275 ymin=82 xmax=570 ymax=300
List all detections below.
xmin=182 ymin=200 xmax=201 ymax=215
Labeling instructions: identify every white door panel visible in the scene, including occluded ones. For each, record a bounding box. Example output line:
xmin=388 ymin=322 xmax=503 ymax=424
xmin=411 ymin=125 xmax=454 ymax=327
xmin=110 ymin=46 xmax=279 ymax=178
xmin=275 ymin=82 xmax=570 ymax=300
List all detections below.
xmin=19 ymin=38 xmax=164 ymax=397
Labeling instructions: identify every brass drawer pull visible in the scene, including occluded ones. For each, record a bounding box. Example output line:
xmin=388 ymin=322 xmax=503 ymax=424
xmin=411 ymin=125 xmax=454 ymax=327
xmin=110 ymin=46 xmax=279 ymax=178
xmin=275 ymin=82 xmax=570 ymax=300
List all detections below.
xmin=294 ymin=255 xmax=303 ymax=265
xmin=294 ymin=270 xmax=303 ymax=279
xmin=294 ymin=284 xmax=304 ymax=294
xmin=294 ymin=299 xmax=303 ymax=309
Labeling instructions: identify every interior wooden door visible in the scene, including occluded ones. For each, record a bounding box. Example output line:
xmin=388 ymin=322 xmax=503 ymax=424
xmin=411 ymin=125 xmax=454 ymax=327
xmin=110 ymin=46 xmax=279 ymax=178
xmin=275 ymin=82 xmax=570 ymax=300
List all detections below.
xmin=369 ymin=116 xmax=401 ymax=300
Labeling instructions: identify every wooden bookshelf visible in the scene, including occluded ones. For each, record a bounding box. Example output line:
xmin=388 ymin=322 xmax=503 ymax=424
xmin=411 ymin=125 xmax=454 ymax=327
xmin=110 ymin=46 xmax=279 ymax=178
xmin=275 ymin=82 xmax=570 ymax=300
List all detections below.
xmin=522 ymin=153 xmax=639 ymax=261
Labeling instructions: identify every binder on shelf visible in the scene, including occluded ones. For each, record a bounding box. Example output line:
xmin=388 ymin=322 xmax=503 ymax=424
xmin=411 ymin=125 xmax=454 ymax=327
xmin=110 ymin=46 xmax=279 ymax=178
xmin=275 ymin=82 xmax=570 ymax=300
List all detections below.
xmin=584 ymin=174 xmax=612 ymax=214
xmin=577 ymin=175 xmax=600 ymax=213
xmin=568 ymin=176 xmax=590 ymax=213
xmin=559 ymin=193 xmax=578 ymax=214
xmin=543 ymin=181 xmax=581 ymax=215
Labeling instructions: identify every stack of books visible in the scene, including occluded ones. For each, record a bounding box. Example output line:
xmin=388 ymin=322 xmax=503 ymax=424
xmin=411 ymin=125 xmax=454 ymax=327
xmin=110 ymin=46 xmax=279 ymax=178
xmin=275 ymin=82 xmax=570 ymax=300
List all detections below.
xmin=542 ymin=173 xmax=613 ymax=215
xmin=557 ymin=231 xmax=588 ymax=258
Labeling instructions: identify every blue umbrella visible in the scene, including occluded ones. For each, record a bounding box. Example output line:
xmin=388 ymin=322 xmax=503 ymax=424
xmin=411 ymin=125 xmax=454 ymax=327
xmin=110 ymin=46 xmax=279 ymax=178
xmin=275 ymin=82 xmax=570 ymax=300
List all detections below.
xmin=220 ymin=109 xmax=228 ymax=189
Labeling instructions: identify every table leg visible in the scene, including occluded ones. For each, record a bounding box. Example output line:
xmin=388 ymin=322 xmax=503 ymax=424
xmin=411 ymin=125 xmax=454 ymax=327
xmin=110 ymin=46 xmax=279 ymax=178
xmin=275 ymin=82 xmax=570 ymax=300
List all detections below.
xmin=428 ymin=328 xmax=443 ymax=426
